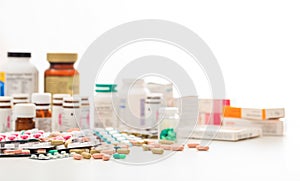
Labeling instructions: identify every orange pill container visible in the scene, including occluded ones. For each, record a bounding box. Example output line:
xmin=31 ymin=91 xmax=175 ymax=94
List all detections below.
xmin=44 ymin=53 xmax=79 ymax=95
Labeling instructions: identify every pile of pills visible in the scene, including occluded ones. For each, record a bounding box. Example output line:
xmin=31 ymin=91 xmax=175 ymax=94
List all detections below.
xmin=30 ymin=150 xmax=70 ymax=160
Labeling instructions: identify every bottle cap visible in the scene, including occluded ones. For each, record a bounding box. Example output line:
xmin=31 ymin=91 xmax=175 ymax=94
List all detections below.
xmin=95 ymin=84 xmax=117 ymax=93
xmin=32 ymin=93 xmax=51 ymax=104
xmin=0 ymin=96 xmax=12 ymax=107
xmin=7 ymin=52 xmax=31 ymax=58
xmin=14 ymin=103 xmax=36 ymax=118
xmin=47 ymin=53 xmax=78 ymax=63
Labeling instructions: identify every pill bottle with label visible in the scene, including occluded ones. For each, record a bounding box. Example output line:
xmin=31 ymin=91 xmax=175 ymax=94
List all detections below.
xmin=14 ymin=103 xmax=36 ymax=131
xmin=0 ymin=96 xmax=12 ymax=132
xmin=0 ymin=52 xmax=38 ymax=97
xmin=52 ymin=94 xmax=70 ymax=132
xmin=44 ymin=53 xmax=79 ymax=95
xmin=32 ymin=93 xmax=52 ymax=132
xmin=145 ymin=93 xmax=163 ymax=130
xmin=80 ymin=96 xmax=90 ymax=129
xmin=94 ymin=84 xmax=117 ymax=128
xmin=118 ymin=79 xmax=149 ymax=129
xmin=158 ymin=107 xmax=179 ymax=142
xmin=62 ymin=97 xmax=80 ymax=131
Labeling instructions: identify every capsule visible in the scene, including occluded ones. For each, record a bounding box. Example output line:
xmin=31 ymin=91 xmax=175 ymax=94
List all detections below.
xmin=171 ymin=145 xmax=184 ymax=151
xmin=151 ymin=148 xmax=164 ymax=155
xmin=187 ymin=143 xmax=199 ymax=148
xmin=159 ymin=140 xmax=175 ymax=145
xmin=196 ymin=145 xmax=209 ymax=151
xmin=81 ymin=152 xmax=91 ymax=159
xmin=117 ymin=148 xmax=130 ymax=154
xmin=73 ymin=154 xmax=83 ymax=160
xmin=102 ymin=154 xmax=111 ymax=161
xmin=113 ymin=153 xmax=126 ymax=159
xmin=92 ymin=153 xmax=103 ymax=159
xmin=160 ymin=144 xmax=172 ymax=150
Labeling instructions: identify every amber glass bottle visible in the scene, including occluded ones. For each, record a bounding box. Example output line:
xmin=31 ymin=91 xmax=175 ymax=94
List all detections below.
xmin=32 ymin=93 xmax=52 ymax=132
xmin=44 ymin=53 xmax=79 ymax=95
xmin=14 ymin=103 xmax=36 ymax=131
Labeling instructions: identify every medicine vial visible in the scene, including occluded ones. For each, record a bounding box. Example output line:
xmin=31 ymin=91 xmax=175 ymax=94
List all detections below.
xmin=32 ymin=93 xmax=52 ymax=132
xmin=0 ymin=96 xmax=12 ymax=132
xmin=80 ymin=96 xmax=90 ymax=129
xmin=0 ymin=52 xmax=38 ymax=97
xmin=62 ymin=97 xmax=80 ymax=131
xmin=52 ymin=94 xmax=70 ymax=132
xmin=14 ymin=103 xmax=36 ymax=131
xmin=94 ymin=84 xmax=117 ymax=128
xmin=12 ymin=94 xmax=30 ymax=105
xmin=44 ymin=53 xmax=79 ymax=95
xmin=158 ymin=107 xmax=179 ymax=142
xmin=118 ymin=79 xmax=149 ymax=129
xmin=145 ymin=93 xmax=163 ymax=130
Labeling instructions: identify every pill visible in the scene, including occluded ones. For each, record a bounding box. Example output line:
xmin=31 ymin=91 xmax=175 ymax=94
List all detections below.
xmin=69 ymin=149 xmax=86 ymax=154
xmin=149 ymin=143 xmax=161 ymax=148
xmin=51 ymin=140 xmax=64 ymax=146
xmin=73 ymin=154 xmax=83 ymax=160
xmin=31 ymin=154 xmax=37 ymax=159
xmin=81 ymin=152 xmax=91 ymax=159
xmin=92 ymin=153 xmax=103 ymax=159
xmin=21 ymin=150 xmax=30 ymax=155
xmin=187 ymin=143 xmax=199 ymax=148
xmin=142 ymin=144 xmax=150 ymax=151
xmin=20 ymin=135 xmax=29 ymax=140
xmin=61 ymin=151 xmax=67 ymax=155
xmin=196 ymin=145 xmax=209 ymax=151
xmin=102 ymin=154 xmax=111 ymax=161
xmin=49 ymin=150 xmax=58 ymax=155
xmin=101 ymin=149 xmax=115 ymax=155
xmin=171 ymin=145 xmax=184 ymax=151
xmin=152 ymin=148 xmax=164 ymax=154
xmin=37 ymin=149 xmax=47 ymax=154
xmin=117 ymin=148 xmax=130 ymax=154
xmin=160 ymin=144 xmax=172 ymax=150
xmin=90 ymin=149 xmax=100 ymax=155
xmin=159 ymin=140 xmax=175 ymax=145
xmin=113 ymin=153 xmax=126 ymax=159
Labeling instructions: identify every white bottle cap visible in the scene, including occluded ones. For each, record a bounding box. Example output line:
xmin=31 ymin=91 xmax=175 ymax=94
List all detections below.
xmin=32 ymin=93 xmax=51 ymax=104
xmin=0 ymin=96 xmax=12 ymax=107
xmin=14 ymin=103 xmax=36 ymax=118
xmin=53 ymin=94 xmax=71 ymax=100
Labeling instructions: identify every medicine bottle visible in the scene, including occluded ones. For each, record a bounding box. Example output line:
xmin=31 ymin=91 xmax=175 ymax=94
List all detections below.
xmin=80 ymin=96 xmax=90 ymax=129
xmin=14 ymin=103 xmax=36 ymax=131
xmin=52 ymin=94 xmax=70 ymax=132
xmin=62 ymin=97 xmax=80 ymax=131
xmin=44 ymin=53 xmax=79 ymax=95
xmin=94 ymin=84 xmax=117 ymax=128
xmin=158 ymin=107 xmax=179 ymax=142
xmin=145 ymin=93 xmax=163 ymax=130
xmin=12 ymin=94 xmax=30 ymax=105
xmin=0 ymin=96 xmax=12 ymax=132
xmin=0 ymin=52 xmax=38 ymax=96
xmin=32 ymin=93 xmax=52 ymax=132
xmin=118 ymin=79 xmax=149 ymax=129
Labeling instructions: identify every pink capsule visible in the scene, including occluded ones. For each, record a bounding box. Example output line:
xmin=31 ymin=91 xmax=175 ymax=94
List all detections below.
xmin=101 ymin=149 xmax=115 ymax=155
xmin=102 ymin=154 xmax=111 ymax=161
xmin=92 ymin=153 xmax=103 ymax=159
xmin=20 ymin=135 xmax=29 ymax=140
xmin=73 ymin=154 xmax=83 ymax=160
xmin=63 ymin=135 xmax=71 ymax=140
xmin=160 ymin=144 xmax=172 ymax=150
xmin=196 ymin=145 xmax=209 ymax=151
xmin=0 ymin=136 xmax=4 ymax=141
xmin=171 ymin=145 xmax=184 ymax=151
xmin=33 ymin=133 xmax=41 ymax=139
xmin=8 ymin=135 xmax=16 ymax=141
xmin=0 ymin=135 xmax=6 ymax=139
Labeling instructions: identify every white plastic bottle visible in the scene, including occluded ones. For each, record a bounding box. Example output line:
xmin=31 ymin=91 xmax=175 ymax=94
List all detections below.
xmin=145 ymin=93 xmax=163 ymax=129
xmin=158 ymin=107 xmax=180 ymax=142
xmin=94 ymin=84 xmax=118 ymax=128
xmin=52 ymin=94 xmax=70 ymax=132
xmin=0 ymin=52 xmax=38 ymax=97
xmin=80 ymin=96 xmax=90 ymax=129
xmin=62 ymin=97 xmax=80 ymax=131
xmin=0 ymin=96 xmax=12 ymax=132
xmin=118 ymin=79 xmax=149 ymax=130
xmin=32 ymin=93 xmax=52 ymax=132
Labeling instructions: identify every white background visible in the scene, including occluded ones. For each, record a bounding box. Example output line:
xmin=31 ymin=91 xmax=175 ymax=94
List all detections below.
xmin=0 ymin=0 xmax=299 ymax=180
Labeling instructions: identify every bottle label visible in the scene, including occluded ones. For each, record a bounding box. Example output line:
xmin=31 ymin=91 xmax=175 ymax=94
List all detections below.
xmin=62 ymin=108 xmax=80 ymax=131
xmin=0 ymin=72 xmax=5 ymax=96
xmin=52 ymin=106 xmax=63 ymax=132
xmin=45 ymin=76 xmax=79 ymax=95
xmin=3 ymin=72 xmax=38 ymax=96
xmin=94 ymin=104 xmax=116 ymax=128
xmin=35 ymin=117 xmax=52 ymax=132
xmin=0 ymin=108 xmax=12 ymax=132
xmin=80 ymin=106 xmax=90 ymax=129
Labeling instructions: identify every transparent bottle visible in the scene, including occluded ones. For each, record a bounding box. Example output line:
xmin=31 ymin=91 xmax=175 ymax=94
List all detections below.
xmin=0 ymin=52 xmax=38 ymax=97
xmin=158 ymin=107 xmax=179 ymax=142
xmin=0 ymin=96 xmax=12 ymax=132
xmin=14 ymin=103 xmax=36 ymax=131
xmin=44 ymin=53 xmax=79 ymax=95
xmin=52 ymin=94 xmax=70 ymax=132
xmin=145 ymin=93 xmax=163 ymax=130
xmin=32 ymin=93 xmax=52 ymax=132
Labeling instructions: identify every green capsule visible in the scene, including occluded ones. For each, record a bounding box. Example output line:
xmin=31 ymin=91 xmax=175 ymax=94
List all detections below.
xmin=113 ymin=153 xmax=126 ymax=159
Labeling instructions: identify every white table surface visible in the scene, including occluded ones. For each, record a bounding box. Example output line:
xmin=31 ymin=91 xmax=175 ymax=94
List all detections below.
xmin=0 ymin=136 xmax=299 ymax=181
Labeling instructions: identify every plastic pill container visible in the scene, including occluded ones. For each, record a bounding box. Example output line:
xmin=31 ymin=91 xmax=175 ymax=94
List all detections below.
xmin=52 ymin=94 xmax=70 ymax=131
xmin=32 ymin=93 xmax=52 ymax=132
xmin=80 ymin=96 xmax=90 ymax=129
xmin=44 ymin=53 xmax=79 ymax=95
xmin=94 ymin=84 xmax=117 ymax=128
xmin=158 ymin=107 xmax=179 ymax=142
xmin=14 ymin=103 xmax=36 ymax=131
xmin=62 ymin=97 xmax=80 ymax=131
xmin=145 ymin=93 xmax=163 ymax=129
xmin=0 ymin=96 xmax=12 ymax=132
xmin=0 ymin=52 xmax=38 ymax=97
